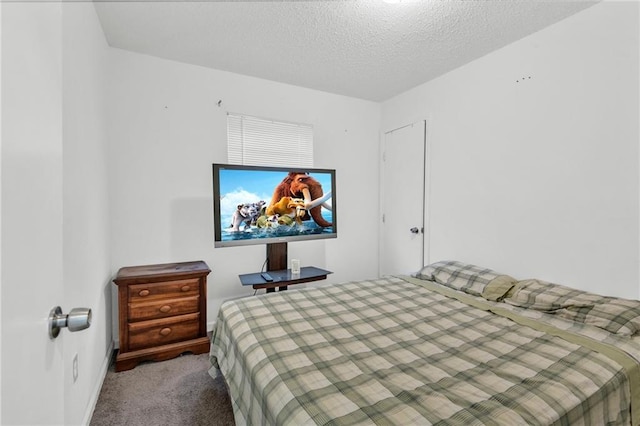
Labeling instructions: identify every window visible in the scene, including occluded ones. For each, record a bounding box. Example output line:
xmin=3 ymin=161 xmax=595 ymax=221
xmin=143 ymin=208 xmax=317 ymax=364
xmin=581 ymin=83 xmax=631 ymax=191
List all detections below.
xmin=227 ymin=113 xmax=313 ymax=167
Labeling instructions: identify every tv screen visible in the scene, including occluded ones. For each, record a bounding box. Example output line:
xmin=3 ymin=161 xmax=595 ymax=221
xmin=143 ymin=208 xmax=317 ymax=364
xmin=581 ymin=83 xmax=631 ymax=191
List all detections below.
xmin=212 ymin=164 xmax=337 ymax=248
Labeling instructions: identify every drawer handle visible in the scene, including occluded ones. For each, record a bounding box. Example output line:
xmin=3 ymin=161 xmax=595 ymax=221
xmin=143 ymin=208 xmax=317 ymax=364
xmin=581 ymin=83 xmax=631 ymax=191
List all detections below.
xmin=159 ymin=327 xmax=172 ymax=336
xmin=138 ymin=289 xmax=150 ymax=297
xmin=181 ymin=285 xmax=190 ymax=292
xmin=159 ymin=305 xmax=172 ymax=313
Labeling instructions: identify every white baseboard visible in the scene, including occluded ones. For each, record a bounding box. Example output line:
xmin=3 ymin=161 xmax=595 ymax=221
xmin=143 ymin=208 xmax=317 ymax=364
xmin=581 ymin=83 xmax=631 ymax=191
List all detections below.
xmin=82 ymin=340 xmax=115 ymax=426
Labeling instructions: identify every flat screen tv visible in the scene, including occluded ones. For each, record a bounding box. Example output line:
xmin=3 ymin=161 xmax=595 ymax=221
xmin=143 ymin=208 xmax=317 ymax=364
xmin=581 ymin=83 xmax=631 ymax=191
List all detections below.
xmin=212 ymin=164 xmax=337 ymax=249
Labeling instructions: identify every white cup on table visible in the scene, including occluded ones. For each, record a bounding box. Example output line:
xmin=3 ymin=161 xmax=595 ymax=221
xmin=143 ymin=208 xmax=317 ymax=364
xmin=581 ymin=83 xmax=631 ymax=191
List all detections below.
xmin=291 ymin=259 xmax=301 ymax=275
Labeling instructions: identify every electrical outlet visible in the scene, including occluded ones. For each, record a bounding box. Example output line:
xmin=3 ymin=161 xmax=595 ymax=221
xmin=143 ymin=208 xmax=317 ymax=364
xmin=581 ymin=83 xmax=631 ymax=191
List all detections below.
xmin=72 ymin=353 xmax=79 ymax=383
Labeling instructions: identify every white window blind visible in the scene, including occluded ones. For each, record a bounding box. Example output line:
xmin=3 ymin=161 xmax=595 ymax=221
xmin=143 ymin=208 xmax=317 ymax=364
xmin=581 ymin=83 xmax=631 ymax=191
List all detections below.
xmin=227 ymin=113 xmax=313 ymax=167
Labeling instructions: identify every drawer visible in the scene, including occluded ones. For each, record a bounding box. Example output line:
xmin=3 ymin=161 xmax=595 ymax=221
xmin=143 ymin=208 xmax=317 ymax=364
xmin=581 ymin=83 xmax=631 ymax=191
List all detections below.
xmin=128 ymin=296 xmax=199 ymax=322
xmin=128 ymin=313 xmax=200 ymax=351
xmin=129 ymin=278 xmax=199 ymax=302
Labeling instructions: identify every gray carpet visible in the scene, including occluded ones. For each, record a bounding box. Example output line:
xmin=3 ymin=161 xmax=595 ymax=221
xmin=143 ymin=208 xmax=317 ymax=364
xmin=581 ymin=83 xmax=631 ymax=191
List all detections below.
xmin=90 ymin=352 xmax=235 ymax=426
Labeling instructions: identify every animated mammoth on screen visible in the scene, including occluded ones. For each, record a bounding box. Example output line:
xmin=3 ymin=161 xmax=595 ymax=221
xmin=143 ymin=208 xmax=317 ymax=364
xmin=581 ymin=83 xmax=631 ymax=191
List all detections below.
xmin=268 ymin=172 xmax=333 ymax=228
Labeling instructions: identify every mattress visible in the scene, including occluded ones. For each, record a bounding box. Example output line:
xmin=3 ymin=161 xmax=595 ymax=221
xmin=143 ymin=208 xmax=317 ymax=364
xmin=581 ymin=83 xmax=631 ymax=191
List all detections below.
xmin=209 ymin=273 xmax=640 ymax=425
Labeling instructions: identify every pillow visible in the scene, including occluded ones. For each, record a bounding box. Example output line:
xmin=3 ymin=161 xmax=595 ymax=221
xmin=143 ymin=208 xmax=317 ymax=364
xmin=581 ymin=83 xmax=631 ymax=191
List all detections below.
xmin=506 ymin=279 xmax=640 ymax=336
xmin=572 ymin=300 xmax=640 ymax=336
xmin=505 ymin=279 xmax=600 ymax=311
xmin=416 ymin=260 xmax=517 ymax=301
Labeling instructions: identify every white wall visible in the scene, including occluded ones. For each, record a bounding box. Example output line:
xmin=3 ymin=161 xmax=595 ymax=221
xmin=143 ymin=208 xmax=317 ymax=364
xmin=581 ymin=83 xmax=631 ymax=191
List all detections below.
xmin=0 ymin=2 xmax=4 ymax=421
xmin=106 ymin=49 xmax=381 ymax=334
xmin=62 ymin=3 xmax=112 ymax=425
xmin=382 ymin=1 xmax=640 ymax=298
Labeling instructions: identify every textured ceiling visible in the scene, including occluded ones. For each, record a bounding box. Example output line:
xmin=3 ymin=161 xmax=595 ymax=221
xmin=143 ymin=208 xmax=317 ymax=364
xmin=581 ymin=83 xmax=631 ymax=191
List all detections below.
xmin=94 ymin=0 xmax=598 ymax=102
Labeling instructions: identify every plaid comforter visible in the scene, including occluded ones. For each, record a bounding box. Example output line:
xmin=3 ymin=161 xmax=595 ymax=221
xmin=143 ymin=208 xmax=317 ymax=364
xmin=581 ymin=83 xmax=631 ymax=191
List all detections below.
xmin=209 ymin=276 xmax=640 ymax=425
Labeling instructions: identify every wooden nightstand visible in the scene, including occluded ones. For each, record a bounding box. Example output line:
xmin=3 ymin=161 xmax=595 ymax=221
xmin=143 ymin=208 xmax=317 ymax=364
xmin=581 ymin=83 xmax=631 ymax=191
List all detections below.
xmin=113 ymin=260 xmax=211 ymax=372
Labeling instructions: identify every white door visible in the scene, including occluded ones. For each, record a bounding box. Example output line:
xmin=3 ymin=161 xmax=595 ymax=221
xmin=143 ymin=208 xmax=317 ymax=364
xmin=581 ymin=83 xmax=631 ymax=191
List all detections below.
xmin=380 ymin=121 xmax=427 ymax=276
xmin=1 ymin=3 xmax=66 ymax=424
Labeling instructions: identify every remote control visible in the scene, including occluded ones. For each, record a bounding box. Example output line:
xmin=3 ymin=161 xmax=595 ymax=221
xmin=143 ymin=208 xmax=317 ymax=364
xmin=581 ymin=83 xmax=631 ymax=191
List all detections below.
xmin=261 ymin=272 xmax=274 ymax=282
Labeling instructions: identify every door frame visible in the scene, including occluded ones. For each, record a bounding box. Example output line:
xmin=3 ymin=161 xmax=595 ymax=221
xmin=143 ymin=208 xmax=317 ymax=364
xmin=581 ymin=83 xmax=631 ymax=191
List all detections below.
xmin=378 ymin=119 xmax=431 ymax=277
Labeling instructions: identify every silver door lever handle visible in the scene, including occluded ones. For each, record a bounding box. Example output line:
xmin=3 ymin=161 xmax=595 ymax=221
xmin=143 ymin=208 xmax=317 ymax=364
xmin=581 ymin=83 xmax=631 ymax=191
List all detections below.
xmin=49 ymin=306 xmax=92 ymax=339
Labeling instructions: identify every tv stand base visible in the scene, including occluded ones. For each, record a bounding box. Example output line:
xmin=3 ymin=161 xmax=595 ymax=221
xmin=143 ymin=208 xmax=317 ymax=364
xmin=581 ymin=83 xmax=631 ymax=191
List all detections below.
xmin=239 ymin=266 xmax=332 ymax=292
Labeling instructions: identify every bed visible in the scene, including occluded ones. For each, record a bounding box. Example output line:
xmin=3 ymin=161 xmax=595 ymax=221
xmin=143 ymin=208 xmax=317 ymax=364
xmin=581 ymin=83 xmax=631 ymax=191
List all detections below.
xmin=209 ymin=261 xmax=640 ymax=425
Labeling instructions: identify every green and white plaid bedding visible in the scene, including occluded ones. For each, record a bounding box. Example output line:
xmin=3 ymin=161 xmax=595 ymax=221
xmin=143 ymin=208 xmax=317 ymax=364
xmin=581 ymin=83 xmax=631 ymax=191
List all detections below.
xmin=209 ymin=276 xmax=640 ymax=425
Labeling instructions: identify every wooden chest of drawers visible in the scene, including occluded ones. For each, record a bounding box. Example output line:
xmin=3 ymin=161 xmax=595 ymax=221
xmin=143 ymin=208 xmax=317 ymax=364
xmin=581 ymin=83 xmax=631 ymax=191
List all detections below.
xmin=113 ymin=261 xmax=211 ymax=372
